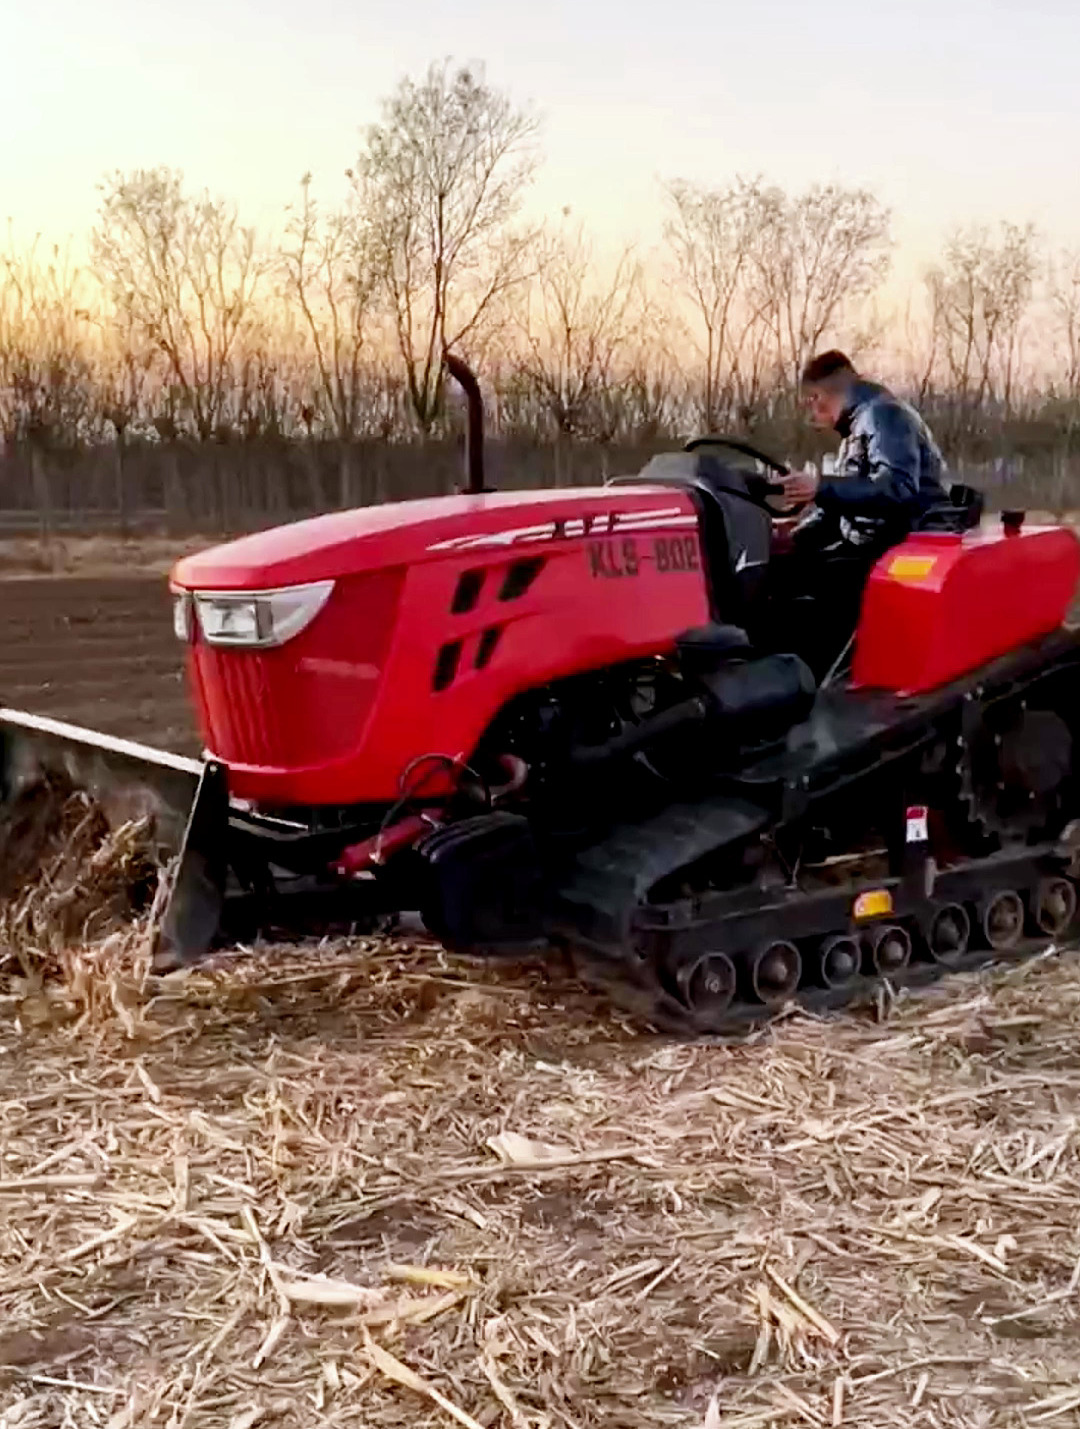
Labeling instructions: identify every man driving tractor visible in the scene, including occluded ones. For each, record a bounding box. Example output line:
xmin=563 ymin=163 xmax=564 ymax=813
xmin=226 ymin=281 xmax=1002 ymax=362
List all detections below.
xmin=762 ymin=350 xmax=951 ymax=677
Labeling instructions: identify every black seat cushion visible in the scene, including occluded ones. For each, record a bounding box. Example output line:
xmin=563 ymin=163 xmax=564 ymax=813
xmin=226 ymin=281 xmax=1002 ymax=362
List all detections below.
xmin=676 ymin=623 xmax=752 ymax=678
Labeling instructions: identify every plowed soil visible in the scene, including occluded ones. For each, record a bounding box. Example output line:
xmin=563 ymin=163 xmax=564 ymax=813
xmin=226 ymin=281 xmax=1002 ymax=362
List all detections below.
xmin=0 ymin=575 xmax=198 ymax=755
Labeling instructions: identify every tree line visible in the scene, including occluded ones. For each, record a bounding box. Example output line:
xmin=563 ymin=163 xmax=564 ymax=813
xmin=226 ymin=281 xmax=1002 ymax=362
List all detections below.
xmin=2 ymin=57 xmax=1079 ymax=530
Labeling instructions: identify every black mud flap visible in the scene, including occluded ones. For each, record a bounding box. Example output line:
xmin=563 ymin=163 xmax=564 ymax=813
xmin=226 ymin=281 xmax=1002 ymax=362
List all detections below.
xmin=416 ymin=812 xmax=549 ymax=953
xmin=152 ymin=759 xmax=232 ymax=972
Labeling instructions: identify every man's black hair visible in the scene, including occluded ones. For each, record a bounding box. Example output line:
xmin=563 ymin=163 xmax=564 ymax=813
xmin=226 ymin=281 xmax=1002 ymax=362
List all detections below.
xmin=800 ymin=350 xmax=856 ymax=385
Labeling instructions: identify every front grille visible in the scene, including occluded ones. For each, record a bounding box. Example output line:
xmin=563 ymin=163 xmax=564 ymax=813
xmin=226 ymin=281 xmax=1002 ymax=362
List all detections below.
xmin=187 ymin=568 xmax=404 ymax=770
xmin=209 ymin=652 xmax=286 ymax=765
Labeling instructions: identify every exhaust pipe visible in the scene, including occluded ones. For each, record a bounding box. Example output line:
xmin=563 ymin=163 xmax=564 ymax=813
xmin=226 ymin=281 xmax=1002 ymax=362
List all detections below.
xmin=443 ymin=351 xmax=487 ymax=495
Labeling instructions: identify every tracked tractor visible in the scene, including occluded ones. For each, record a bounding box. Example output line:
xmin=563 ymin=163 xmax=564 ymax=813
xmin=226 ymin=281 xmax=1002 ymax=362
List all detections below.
xmin=3 ymin=356 xmax=1080 ymax=1035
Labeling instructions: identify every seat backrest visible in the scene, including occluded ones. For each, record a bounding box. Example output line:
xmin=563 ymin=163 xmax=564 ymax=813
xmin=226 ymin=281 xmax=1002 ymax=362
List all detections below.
xmin=914 ymin=481 xmax=985 ymax=534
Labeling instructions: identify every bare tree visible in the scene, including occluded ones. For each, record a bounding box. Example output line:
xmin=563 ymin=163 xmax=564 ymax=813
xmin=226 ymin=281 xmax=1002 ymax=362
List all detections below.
xmin=0 ymin=232 xmax=97 ymax=447
xmin=280 ymin=174 xmax=385 ymax=503
xmin=1042 ymin=246 xmax=1080 ymax=482
xmin=893 ymin=284 xmax=943 ymax=407
xmin=1049 ymin=247 xmax=1080 ymax=405
xmin=663 ymin=177 xmax=763 ymax=430
xmin=750 ymin=183 xmax=892 ymax=396
xmin=978 ymin=223 xmax=1038 ymax=411
xmin=618 ymin=303 xmax=687 ymax=442
xmin=281 ymin=175 xmax=381 ymax=440
xmin=515 ymin=220 xmax=642 ymax=443
xmin=925 ymin=222 xmax=1039 ymax=413
xmin=353 ymin=59 xmax=541 ymax=433
xmin=92 ymin=167 xmax=265 ymax=440
xmin=0 ymin=232 xmax=101 ymax=537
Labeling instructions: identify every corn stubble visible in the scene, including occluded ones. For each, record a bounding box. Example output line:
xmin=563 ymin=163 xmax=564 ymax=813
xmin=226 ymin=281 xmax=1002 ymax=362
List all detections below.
xmin=1 ymin=791 xmax=1080 ymax=1426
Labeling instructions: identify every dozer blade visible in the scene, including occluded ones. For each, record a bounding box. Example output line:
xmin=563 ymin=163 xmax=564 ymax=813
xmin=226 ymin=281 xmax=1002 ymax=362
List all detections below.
xmin=0 ymin=707 xmax=218 ymax=966
xmin=0 ymin=708 xmax=203 ymax=841
xmin=151 ymin=758 xmax=232 ymax=973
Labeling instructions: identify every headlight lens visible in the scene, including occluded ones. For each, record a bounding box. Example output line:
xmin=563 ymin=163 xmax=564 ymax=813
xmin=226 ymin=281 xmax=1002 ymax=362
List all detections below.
xmin=197 ymin=597 xmax=261 ymax=645
xmin=171 ymin=588 xmax=193 ymax=642
xmin=191 ymin=580 xmax=334 ymax=648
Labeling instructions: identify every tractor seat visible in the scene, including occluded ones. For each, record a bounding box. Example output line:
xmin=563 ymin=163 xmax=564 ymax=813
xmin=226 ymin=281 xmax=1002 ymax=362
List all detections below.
xmin=675 ymin=622 xmax=752 ymax=677
xmin=915 ymin=482 xmax=984 ymax=534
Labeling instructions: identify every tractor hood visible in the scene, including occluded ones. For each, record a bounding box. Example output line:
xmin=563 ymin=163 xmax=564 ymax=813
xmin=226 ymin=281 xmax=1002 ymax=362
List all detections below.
xmin=170 ymin=485 xmax=675 ymax=590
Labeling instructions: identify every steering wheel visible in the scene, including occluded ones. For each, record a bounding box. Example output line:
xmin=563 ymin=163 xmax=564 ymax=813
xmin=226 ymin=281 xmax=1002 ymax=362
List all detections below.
xmin=682 ymin=435 xmax=814 ymax=517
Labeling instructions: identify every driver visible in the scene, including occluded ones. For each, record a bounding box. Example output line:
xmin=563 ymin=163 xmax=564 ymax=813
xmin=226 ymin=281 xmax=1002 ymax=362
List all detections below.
xmin=763 ymin=350 xmax=950 ymax=678
xmin=782 ymin=350 xmax=949 ymax=544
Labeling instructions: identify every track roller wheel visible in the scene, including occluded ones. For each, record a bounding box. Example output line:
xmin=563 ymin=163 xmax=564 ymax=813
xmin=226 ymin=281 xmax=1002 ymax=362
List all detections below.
xmin=748 ymin=940 xmax=802 ymax=1006
xmin=979 ymin=890 xmax=1025 ymax=950
xmin=867 ymin=923 xmax=912 ymax=977
xmin=925 ymin=902 xmax=971 ymax=965
xmin=815 ymin=934 xmax=861 ymax=990
xmin=677 ymin=953 xmax=737 ymax=1020
xmin=1032 ymin=877 xmax=1077 ymax=940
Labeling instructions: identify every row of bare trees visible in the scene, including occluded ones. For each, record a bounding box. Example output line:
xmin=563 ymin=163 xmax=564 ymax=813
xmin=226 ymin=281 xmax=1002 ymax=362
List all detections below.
xmin=3 ymin=57 xmax=1080 ymax=521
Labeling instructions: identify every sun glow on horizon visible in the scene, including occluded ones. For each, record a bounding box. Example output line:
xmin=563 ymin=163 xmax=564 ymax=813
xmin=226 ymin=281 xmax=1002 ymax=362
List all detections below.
xmin=3 ymin=0 xmax=1079 ymax=267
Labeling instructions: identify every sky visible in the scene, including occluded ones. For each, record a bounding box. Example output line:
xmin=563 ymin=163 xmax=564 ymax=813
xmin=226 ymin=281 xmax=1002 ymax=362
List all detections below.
xmin=3 ymin=0 xmax=1078 ymax=286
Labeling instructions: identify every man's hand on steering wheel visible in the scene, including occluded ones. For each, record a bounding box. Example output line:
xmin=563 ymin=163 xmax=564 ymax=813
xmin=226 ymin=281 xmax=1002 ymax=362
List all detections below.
xmin=680 ymin=436 xmax=817 ymax=516
xmin=780 ymin=467 xmax=820 ymax=507
xmin=762 ymin=466 xmax=817 ymax=516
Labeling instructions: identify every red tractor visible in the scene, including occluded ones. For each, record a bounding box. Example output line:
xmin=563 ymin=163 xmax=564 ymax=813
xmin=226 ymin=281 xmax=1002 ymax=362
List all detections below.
xmin=4 ymin=356 xmax=1080 ymax=1033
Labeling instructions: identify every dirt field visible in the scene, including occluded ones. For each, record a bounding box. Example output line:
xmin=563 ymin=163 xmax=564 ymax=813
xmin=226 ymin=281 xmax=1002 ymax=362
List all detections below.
xmin=0 ymin=534 xmax=221 ymax=582
xmin=6 ymin=535 xmax=1080 ymax=1426
xmin=0 ymin=534 xmax=231 ymax=755
xmin=0 ymin=571 xmax=199 ymax=756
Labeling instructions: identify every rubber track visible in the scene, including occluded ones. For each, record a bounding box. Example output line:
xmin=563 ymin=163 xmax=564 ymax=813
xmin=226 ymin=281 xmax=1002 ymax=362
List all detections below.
xmin=551 ymin=799 xmax=1078 ymax=1038
xmin=555 ymin=796 xmax=767 ymax=948
xmin=572 ymin=922 xmax=1075 ymax=1039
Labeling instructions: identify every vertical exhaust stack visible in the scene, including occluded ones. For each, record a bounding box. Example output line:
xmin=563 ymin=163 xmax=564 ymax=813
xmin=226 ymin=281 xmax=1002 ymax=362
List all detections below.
xmin=443 ymin=351 xmax=488 ymax=495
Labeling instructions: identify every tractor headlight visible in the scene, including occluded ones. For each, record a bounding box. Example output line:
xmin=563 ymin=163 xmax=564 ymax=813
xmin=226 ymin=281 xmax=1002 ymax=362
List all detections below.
xmin=192 ymin=580 xmax=335 ymax=649
xmin=197 ymin=596 xmax=261 ymax=645
xmin=171 ymin=588 xmax=194 ymax=642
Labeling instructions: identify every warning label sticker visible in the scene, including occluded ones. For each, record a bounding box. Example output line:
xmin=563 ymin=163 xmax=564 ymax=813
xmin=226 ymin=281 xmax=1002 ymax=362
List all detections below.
xmin=906 ymin=805 xmax=929 ymax=843
xmin=889 ymin=554 xmax=937 ymax=581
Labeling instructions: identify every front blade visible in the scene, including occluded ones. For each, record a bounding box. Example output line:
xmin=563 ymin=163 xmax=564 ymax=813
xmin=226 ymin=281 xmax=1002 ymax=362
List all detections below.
xmin=152 ymin=759 xmax=231 ymax=971
xmin=0 ymin=707 xmax=203 ymax=845
xmin=0 ymin=706 xmax=206 ymax=943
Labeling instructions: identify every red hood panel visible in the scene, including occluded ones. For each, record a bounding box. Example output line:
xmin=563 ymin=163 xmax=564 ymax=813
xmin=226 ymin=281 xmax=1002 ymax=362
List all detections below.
xmin=170 ymin=486 xmax=677 ymax=590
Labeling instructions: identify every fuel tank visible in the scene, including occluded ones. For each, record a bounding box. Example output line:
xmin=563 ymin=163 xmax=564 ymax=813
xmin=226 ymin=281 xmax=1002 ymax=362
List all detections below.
xmin=852 ymin=519 xmax=1080 ymax=694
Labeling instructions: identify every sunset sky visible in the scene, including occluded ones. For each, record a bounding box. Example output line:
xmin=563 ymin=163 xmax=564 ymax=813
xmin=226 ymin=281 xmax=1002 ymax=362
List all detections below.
xmin=4 ymin=0 xmax=1076 ymax=284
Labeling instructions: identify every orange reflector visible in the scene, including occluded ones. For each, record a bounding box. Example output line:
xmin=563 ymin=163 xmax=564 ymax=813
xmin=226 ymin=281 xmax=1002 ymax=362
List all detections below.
xmin=888 ymin=554 xmax=937 ymax=581
xmin=853 ymin=889 xmax=894 ymax=921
